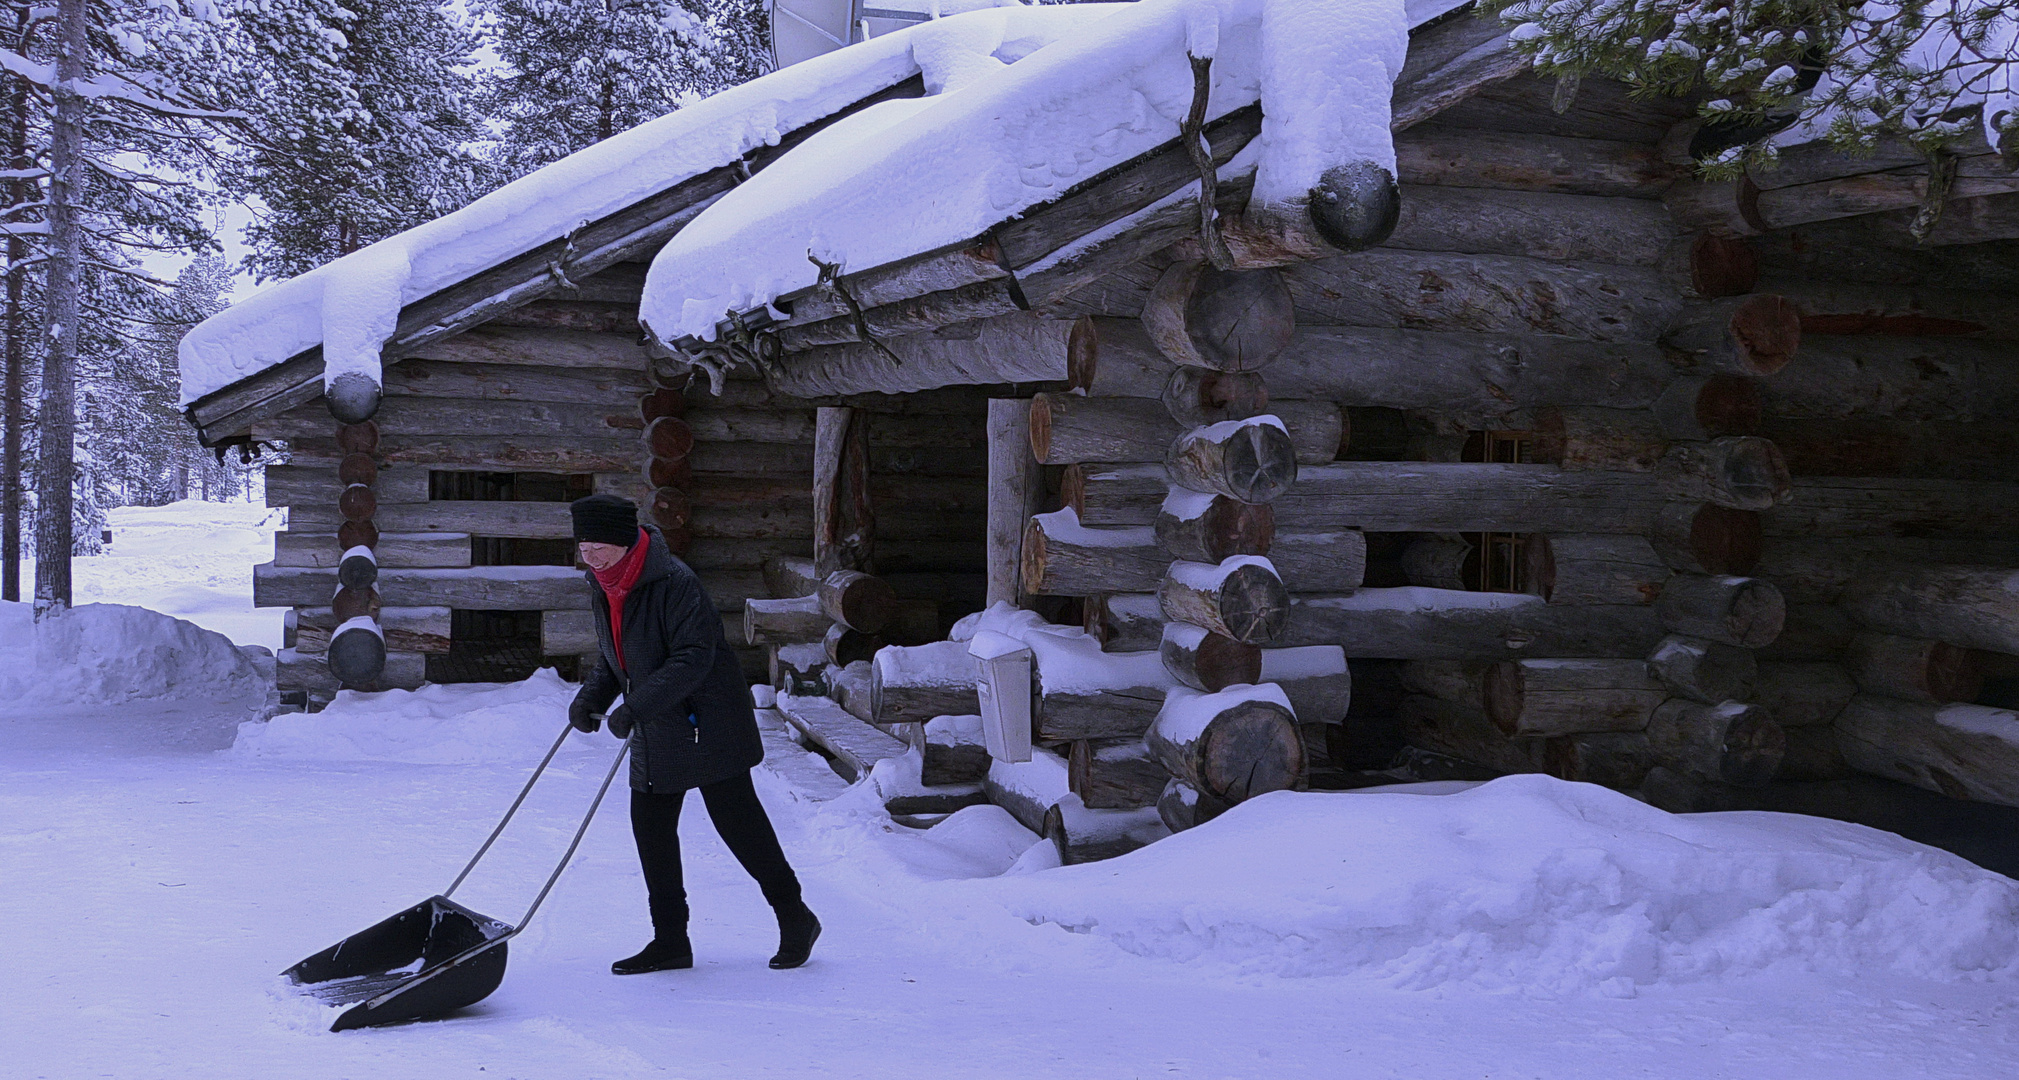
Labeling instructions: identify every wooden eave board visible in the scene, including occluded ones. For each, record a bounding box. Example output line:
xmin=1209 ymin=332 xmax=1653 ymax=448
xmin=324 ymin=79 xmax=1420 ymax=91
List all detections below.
xmin=183 ymin=73 xmax=930 ymax=445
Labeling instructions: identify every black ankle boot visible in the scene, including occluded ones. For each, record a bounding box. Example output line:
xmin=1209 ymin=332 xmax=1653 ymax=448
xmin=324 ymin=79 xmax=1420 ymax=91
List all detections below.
xmin=769 ymin=904 xmax=821 ymax=970
xmin=612 ymin=937 xmax=694 ymax=975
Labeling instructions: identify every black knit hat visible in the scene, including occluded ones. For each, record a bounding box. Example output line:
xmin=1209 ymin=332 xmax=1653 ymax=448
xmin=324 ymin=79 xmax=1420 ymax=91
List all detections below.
xmin=571 ymin=494 xmax=639 ymax=547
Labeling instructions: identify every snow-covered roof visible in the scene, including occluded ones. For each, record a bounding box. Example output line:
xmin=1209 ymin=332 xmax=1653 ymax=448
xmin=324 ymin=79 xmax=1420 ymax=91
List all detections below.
xmin=175 ymin=14 xmax=948 ymax=406
xmin=181 ymin=0 xmax=1471 ymax=408
xmin=641 ymin=0 xmax=1418 ymax=342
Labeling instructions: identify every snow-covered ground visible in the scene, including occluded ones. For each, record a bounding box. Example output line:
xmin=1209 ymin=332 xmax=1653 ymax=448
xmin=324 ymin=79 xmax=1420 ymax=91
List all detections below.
xmin=23 ymin=498 xmax=285 ymax=649
xmin=6 ymin=501 xmax=2019 ymax=1078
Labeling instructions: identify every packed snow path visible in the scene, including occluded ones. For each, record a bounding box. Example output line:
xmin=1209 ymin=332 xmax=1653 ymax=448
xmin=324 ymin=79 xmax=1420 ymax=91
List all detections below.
xmin=7 ymin=686 xmax=2019 ymax=1079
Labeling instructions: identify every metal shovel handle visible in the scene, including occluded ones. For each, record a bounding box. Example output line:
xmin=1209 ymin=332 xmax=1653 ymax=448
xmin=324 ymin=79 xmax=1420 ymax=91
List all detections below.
xmin=515 ymin=732 xmax=632 ymax=930
xmin=362 ymin=730 xmax=630 ymax=1015
xmin=445 ymin=717 xmax=583 ymax=899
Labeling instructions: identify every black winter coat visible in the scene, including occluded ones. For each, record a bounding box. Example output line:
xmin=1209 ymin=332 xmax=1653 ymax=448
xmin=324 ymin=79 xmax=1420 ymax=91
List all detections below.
xmin=574 ymin=527 xmax=763 ymax=793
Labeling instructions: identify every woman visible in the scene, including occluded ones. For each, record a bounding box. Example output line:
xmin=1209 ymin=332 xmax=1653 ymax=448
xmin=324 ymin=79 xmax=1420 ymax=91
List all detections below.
xmin=567 ymin=493 xmax=820 ymax=975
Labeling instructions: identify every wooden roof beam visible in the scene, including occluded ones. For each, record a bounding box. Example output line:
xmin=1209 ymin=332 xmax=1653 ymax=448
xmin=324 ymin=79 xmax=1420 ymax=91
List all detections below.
xmin=183 ymin=75 xmax=929 ymax=444
xmin=1670 ymin=153 xmax=2019 ymax=238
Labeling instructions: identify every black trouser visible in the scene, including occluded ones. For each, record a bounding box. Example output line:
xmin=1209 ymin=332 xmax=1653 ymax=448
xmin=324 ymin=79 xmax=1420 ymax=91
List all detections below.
xmin=630 ymin=771 xmax=803 ymax=941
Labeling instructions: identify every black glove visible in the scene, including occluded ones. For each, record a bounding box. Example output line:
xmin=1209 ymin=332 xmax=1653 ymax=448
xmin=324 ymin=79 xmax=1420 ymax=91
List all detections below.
xmin=569 ymin=694 xmax=600 ymax=734
xmin=607 ymin=704 xmax=636 ymax=740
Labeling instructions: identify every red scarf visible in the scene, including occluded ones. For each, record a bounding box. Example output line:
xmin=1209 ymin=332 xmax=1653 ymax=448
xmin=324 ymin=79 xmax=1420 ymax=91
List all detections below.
xmin=592 ymin=528 xmax=650 ymax=671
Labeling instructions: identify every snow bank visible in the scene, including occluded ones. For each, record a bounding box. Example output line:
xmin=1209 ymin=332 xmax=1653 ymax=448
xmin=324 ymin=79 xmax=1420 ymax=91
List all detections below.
xmin=232 ymin=668 xmax=601 ymax=765
xmin=44 ymin=500 xmax=286 ymax=648
xmin=0 ymin=601 xmax=267 ymax=714
xmin=982 ymin=775 xmax=2019 ymax=992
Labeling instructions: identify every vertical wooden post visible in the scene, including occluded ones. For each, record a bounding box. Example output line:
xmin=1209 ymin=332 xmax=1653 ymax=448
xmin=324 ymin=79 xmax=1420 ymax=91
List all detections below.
xmin=814 ymin=406 xmax=873 ymax=577
xmin=813 ymin=407 xmax=847 ymax=577
xmin=987 ymin=398 xmax=1039 ymax=608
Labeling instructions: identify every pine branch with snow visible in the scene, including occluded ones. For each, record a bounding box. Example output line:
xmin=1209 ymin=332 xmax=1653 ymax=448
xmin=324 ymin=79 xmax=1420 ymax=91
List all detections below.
xmin=1486 ymin=0 xmax=2019 ymax=173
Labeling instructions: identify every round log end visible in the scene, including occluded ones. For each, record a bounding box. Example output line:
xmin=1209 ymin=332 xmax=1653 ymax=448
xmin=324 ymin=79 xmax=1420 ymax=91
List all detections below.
xmin=1161 ymin=367 xmax=1270 ymax=428
xmin=1201 ymin=701 xmax=1303 ymax=802
xmin=335 ymin=421 xmax=379 ymax=455
xmin=641 ymin=386 xmax=687 ymax=423
xmin=337 ymin=552 xmax=379 ymax=592
xmin=660 ymin=525 xmax=693 ymax=557
xmin=1725 ymin=579 xmax=1788 ymax=648
xmin=337 ymin=518 xmax=380 ymax=551
xmin=331 ymin=585 xmax=378 ymax=622
xmin=824 ymin=571 xmax=899 ymax=635
xmin=1202 ymin=497 xmax=1275 ymax=562
xmin=1483 ymin=662 xmax=1525 ymax=735
xmin=1021 ymin=519 xmax=1048 ymax=596
xmin=1158 ymin=777 xmax=1232 ymax=832
xmin=646 ymin=454 xmax=693 ymax=489
xmin=1216 ymin=563 xmax=1291 ymax=645
xmin=1713 ymin=437 xmax=1792 ymax=509
xmin=1689 ymin=233 xmax=1760 ymax=298
xmin=1173 ymin=632 xmax=1263 ymax=692
xmin=824 ymin=623 xmax=883 ymax=667
xmin=326 ymin=372 xmax=382 ymax=425
xmin=648 ymin=486 xmax=692 ymax=533
xmin=327 ymin=624 xmax=387 ymax=688
xmin=1727 ymin=295 xmax=1801 ymax=375
xmin=1027 ymin=394 xmax=1057 ymax=464
xmin=1307 ymin=161 xmax=1402 ymax=254
xmin=1695 ymin=375 xmax=1762 ymax=436
xmin=1059 ymin=465 xmax=1087 ymax=516
xmin=1066 ymin=316 xmax=1098 ymax=392
xmin=1928 ymin=642 xmax=1987 ymax=704
xmin=1220 ymin=422 xmax=1299 ymax=505
xmin=1718 ymin=706 xmax=1787 ymax=787
xmin=1688 ymin=504 xmax=1762 ymax=575
xmin=338 ymin=483 xmax=377 ymax=523
xmin=337 ymin=452 xmax=379 ymax=487
xmin=1183 ymin=266 xmax=1297 ymax=372
xmin=643 ymin=416 xmax=695 ymax=461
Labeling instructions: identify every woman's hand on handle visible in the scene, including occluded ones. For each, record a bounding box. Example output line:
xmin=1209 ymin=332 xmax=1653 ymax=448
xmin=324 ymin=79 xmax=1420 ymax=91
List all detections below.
xmin=568 ymin=696 xmax=601 ymax=734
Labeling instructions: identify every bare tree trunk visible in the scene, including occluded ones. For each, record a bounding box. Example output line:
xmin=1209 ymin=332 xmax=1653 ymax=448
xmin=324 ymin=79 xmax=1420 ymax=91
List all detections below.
xmin=1 ymin=2 xmax=27 ymax=602
xmin=34 ymin=0 xmax=83 ymax=607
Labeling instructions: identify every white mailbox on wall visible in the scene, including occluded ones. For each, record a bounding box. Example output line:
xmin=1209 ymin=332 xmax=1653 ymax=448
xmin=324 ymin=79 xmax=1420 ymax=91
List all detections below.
xmin=969 ymin=629 xmax=1033 ymax=764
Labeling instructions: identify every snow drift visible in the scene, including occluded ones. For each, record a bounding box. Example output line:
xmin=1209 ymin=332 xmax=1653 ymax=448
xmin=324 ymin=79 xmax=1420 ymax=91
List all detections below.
xmin=232 ymin=668 xmax=598 ymax=764
xmin=981 ymin=775 xmax=2019 ymax=992
xmin=0 ymin=600 xmax=267 ymax=715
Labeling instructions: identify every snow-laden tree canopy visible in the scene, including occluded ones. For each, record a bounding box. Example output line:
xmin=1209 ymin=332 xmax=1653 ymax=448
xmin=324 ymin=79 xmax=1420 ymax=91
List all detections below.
xmin=1487 ymin=0 xmax=2019 ymax=171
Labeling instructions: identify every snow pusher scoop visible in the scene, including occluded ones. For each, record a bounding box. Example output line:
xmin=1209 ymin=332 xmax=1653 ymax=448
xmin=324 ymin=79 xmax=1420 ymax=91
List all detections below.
xmin=284 ymin=721 xmax=630 ymax=1031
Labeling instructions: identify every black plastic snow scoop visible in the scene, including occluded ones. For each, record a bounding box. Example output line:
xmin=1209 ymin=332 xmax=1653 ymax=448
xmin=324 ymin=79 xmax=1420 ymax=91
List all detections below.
xmin=283 ymin=722 xmax=629 ymax=1032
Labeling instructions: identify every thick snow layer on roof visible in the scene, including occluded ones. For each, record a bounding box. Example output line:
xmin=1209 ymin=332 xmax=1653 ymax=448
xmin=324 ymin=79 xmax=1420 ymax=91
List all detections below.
xmin=175 ymin=22 xmax=937 ymax=405
xmin=182 ymin=0 xmax=1431 ymax=404
xmin=642 ymin=0 xmax=1410 ymax=342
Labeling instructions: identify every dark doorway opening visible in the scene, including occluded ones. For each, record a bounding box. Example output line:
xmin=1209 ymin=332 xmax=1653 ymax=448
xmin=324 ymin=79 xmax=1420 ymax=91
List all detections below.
xmin=427 ymin=609 xmax=579 ymax=684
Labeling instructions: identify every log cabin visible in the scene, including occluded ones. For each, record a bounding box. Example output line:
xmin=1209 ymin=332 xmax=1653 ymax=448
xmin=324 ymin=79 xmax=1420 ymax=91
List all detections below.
xmin=181 ymin=1 xmax=2019 ymax=866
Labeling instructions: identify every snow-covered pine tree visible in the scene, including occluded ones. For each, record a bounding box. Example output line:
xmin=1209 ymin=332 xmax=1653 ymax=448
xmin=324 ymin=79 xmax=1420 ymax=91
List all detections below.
xmin=226 ymin=0 xmax=487 ymax=279
xmin=1485 ymin=0 xmax=2019 ymax=177
xmin=4 ymin=0 xmax=231 ymax=605
xmin=80 ymin=254 xmax=234 ymax=508
xmin=475 ymin=0 xmax=771 ymax=180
